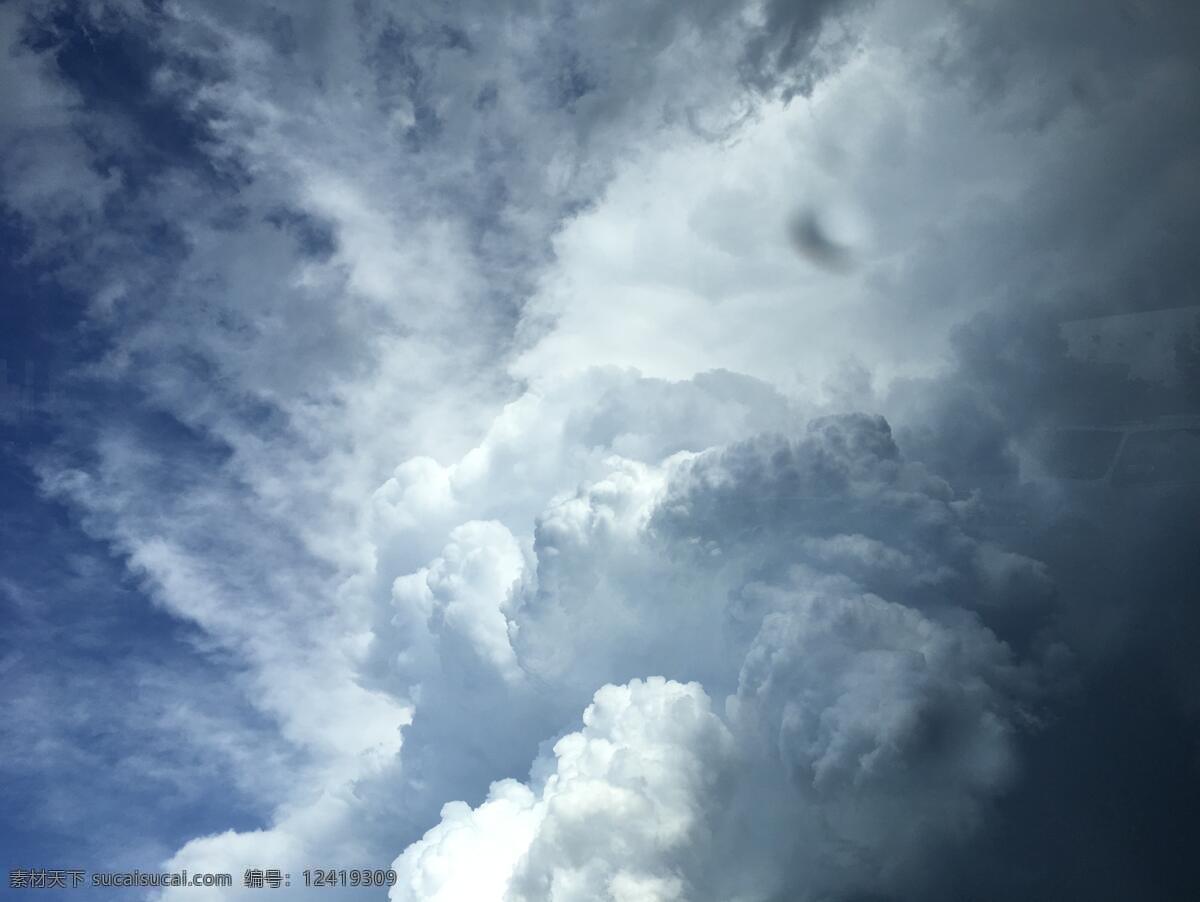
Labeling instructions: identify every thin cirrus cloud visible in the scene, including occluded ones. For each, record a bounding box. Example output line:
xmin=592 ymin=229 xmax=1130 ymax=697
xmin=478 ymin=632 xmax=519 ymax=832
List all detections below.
xmin=1 ymin=0 xmax=1198 ymax=900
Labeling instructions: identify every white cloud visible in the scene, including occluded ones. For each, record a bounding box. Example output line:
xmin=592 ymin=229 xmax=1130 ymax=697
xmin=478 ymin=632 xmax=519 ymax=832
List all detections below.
xmin=0 ymin=4 xmax=118 ymax=238
xmin=393 ymin=520 xmax=526 ymax=686
xmin=393 ymin=677 xmax=735 ymax=902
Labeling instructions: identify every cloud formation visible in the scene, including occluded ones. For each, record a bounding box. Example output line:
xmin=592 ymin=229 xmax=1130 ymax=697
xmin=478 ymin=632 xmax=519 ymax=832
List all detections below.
xmin=381 ymin=410 xmax=1050 ymax=900
xmin=1 ymin=0 xmax=1198 ymax=899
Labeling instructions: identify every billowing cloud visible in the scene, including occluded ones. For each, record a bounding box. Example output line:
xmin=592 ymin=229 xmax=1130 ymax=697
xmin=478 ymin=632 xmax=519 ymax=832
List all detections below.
xmin=383 ymin=411 xmax=1048 ymax=900
xmin=394 ymin=678 xmax=734 ymax=902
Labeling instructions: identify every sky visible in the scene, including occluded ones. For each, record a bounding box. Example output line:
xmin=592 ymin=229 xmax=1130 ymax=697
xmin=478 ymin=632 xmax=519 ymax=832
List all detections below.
xmin=1 ymin=0 xmax=1199 ymax=899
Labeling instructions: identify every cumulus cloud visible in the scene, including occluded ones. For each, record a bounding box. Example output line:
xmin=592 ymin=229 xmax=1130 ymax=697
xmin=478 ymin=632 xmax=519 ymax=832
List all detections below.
xmin=394 ymin=678 xmax=734 ymax=902
xmin=733 ymin=590 xmax=1024 ymax=861
xmin=383 ymin=410 xmax=1048 ymax=900
xmin=392 ymin=561 xmax=1033 ymax=901
xmin=392 ymin=520 xmax=526 ymax=686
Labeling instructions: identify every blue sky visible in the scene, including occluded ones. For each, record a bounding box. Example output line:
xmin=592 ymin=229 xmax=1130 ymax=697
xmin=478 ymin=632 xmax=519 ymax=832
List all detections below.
xmin=2 ymin=1 xmax=1200 ymax=899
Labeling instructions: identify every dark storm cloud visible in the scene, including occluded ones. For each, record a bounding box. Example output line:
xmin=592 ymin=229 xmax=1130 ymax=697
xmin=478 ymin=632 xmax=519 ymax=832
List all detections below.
xmin=893 ymin=319 xmax=1200 ymax=902
xmin=872 ymin=4 xmax=1200 ymax=898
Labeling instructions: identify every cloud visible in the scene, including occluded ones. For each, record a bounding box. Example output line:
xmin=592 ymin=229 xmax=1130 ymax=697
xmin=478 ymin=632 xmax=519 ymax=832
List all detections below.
xmin=392 ymin=520 xmax=526 ymax=686
xmin=393 ymin=677 xmax=735 ymax=902
xmin=0 ymin=0 xmax=874 ymax=885
xmin=384 ymin=410 xmax=1048 ymax=900
xmin=3 ymin=0 xmax=1199 ymax=897
xmin=732 ymin=588 xmax=1026 ymax=880
xmin=393 ymin=552 xmax=1033 ymax=901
